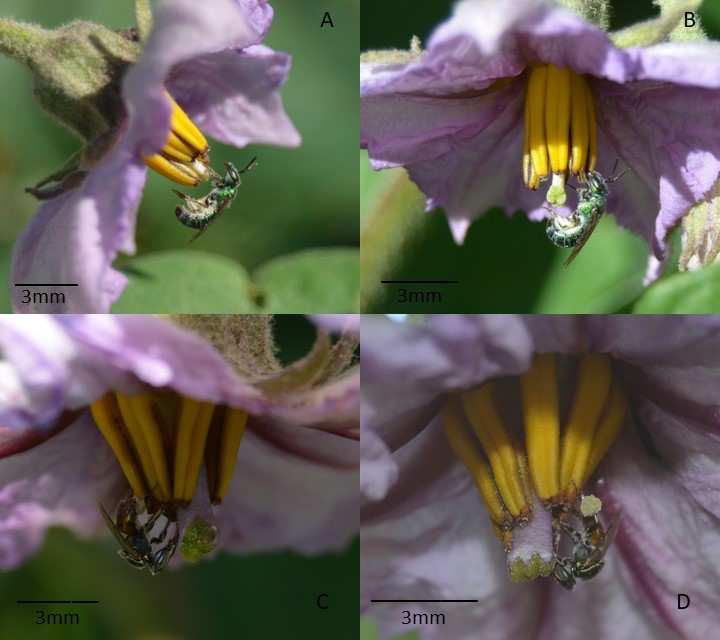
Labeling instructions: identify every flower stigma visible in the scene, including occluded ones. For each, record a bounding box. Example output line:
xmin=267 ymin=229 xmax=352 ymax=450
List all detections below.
xmin=524 ymin=65 xmax=598 ymax=205
xmin=443 ymin=353 xmax=627 ymax=586
xmin=143 ymin=93 xmax=213 ymax=186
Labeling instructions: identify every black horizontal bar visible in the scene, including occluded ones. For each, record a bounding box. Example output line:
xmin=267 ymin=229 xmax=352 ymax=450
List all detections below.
xmin=14 ymin=283 xmax=79 ymax=287
xmin=370 ymin=599 xmax=478 ymax=603
xmin=380 ymin=280 xmax=459 ymax=284
xmin=17 ymin=600 xmax=99 ymax=604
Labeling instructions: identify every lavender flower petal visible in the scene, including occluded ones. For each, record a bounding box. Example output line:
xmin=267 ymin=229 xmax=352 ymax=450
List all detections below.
xmin=168 ymin=45 xmax=301 ymax=149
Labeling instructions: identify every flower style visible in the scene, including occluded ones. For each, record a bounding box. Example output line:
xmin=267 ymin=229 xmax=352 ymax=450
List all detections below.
xmin=360 ymin=0 xmax=720 ymax=271
xmin=0 ymin=315 xmax=358 ymax=571
xmin=361 ymin=314 xmax=720 ymax=639
xmin=4 ymin=0 xmax=300 ymax=313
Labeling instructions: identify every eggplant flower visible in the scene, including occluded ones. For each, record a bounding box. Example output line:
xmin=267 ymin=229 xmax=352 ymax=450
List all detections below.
xmin=2 ymin=0 xmax=300 ymax=313
xmin=0 ymin=315 xmax=358 ymax=572
xmin=361 ymin=314 xmax=720 ymax=639
xmin=360 ymin=0 xmax=720 ymax=273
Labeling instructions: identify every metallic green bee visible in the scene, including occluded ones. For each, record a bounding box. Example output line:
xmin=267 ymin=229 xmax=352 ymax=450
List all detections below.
xmin=545 ymin=163 xmax=625 ymax=266
xmin=173 ymin=157 xmax=257 ymax=241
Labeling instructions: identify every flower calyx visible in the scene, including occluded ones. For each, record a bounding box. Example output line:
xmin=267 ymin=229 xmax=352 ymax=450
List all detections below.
xmin=0 ymin=18 xmax=140 ymax=142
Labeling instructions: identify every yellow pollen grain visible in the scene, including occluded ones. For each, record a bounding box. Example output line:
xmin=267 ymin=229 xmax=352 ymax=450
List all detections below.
xmin=570 ymin=73 xmax=590 ymax=175
xmin=526 ymin=65 xmax=549 ymax=182
xmin=462 ymin=385 xmax=528 ymax=517
xmin=214 ymin=408 xmax=249 ymax=504
xmin=559 ymin=354 xmax=612 ymax=493
xmin=442 ymin=402 xmax=507 ymax=525
xmin=115 ymin=392 xmax=163 ymax=500
xmin=183 ymin=402 xmax=216 ymax=502
xmin=173 ymin=396 xmax=202 ymax=500
xmin=545 ymin=65 xmax=572 ymax=176
xmin=520 ymin=354 xmax=560 ymax=501
xmin=125 ymin=394 xmax=172 ymax=501
xmin=581 ymin=384 xmax=628 ymax=486
xmin=90 ymin=394 xmax=147 ymax=498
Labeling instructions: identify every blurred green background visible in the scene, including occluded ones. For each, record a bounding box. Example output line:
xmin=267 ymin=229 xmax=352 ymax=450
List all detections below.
xmin=0 ymin=0 xmax=359 ymax=313
xmin=361 ymin=0 xmax=720 ymax=313
xmin=0 ymin=315 xmax=359 ymax=639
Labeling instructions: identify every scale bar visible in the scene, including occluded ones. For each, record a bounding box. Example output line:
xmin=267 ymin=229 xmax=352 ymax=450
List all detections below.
xmin=14 ymin=283 xmax=79 ymax=287
xmin=381 ymin=280 xmax=459 ymax=284
xmin=17 ymin=600 xmax=99 ymax=604
xmin=370 ymin=599 xmax=478 ymax=603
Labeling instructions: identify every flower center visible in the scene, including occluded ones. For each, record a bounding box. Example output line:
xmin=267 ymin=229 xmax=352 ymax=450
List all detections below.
xmin=443 ymin=353 xmax=627 ymax=582
xmin=90 ymin=391 xmax=248 ymax=505
xmin=523 ymin=65 xmax=598 ymax=205
xmin=143 ymin=93 xmax=213 ymax=186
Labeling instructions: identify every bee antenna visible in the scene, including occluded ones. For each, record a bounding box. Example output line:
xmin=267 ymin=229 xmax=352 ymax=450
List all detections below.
xmin=240 ymin=156 xmax=258 ymax=173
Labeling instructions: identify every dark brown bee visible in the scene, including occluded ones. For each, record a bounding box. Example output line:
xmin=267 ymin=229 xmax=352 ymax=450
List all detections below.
xmin=99 ymin=494 xmax=179 ymax=575
xmin=552 ymin=496 xmax=620 ymax=590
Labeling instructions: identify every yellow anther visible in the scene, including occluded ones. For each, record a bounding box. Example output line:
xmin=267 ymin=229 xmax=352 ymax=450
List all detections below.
xmin=581 ymin=384 xmax=628 ymax=486
xmin=520 ymin=354 xmax=560 ymax=501
xmin=545 ymin=65 xmax=571 ymax=176
xmin=213 ymin=408 xmax=249 ymax=504
xmin=125 ymin=394 xmax=172 ymax=501
xmin=143 ymin=153 xmax=205 ymax=186
xmin=183 ymin=402 xmax=215 ymax=502
xmin=523 ymin=65 xmax=598 ymax=190
xmin=586 ymin=82 xmax=598 ymax=171
xmin=173 ymin=396 xmax=202 ymax=500
xmin=161 ymin=131 xmax=196 ymax=164
xmin=115 ymin=393 xmax=163 ymax=500
xmin=559 ymin=354 xmax=612 ymax=493
xmin=443 ymin=402 xmax=507 ymax=525
xmin=526 ymin=65 xmax=549 ymax=182
xmin=167 ymin=92 xmax=208 ymax=153
xmin=143 ymin=93 xmax=211 ymax=185
xmin=462 ymin=385 xmax=528 ymax=518
xmin=90 ymin=394 xmax=147 ymax=498
xmin=570 ymin=73 xmax=590 ymax=174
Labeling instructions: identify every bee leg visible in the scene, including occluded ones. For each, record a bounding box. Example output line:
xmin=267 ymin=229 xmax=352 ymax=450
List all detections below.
xmin=172 ymin=189 xmax=191 ymax=201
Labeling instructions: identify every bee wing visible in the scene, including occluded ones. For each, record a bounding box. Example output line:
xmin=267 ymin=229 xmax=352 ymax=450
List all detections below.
xmin=563 ymin=210 xmax=602 ymax=267
xmin=98 ymin=503 xmax=137 ymax=556
xmin=601 ymin=510 xmax=622 ymax=554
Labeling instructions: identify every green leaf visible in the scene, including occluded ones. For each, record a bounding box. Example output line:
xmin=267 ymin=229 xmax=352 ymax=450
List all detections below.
xmin=533 ymin=214 xmax=647 ymax=313
xmin=112 ymin=250 xmax=260 ymax=312
xmin=633 ymin=262 xmax=720 ymax=313
xmin=253 ymin=247 xmax=359 ymax=312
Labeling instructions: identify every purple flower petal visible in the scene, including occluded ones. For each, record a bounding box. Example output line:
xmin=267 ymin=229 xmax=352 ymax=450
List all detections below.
xmin=599 ymin=420 xmax=720 ymax=638
xmin=124 ymin=0 xmax=271 ymax=155
xmin=10 ymin=136 xmax=146 ymax=313
xmin=215 ymin=430 xmax=358 ymax=553
xmin=311 ymin=314 xmax=360 ymax=334
xmin=0 ymin=316 xmax=267 ymax=429
xmin=168 ymin=45 xmax=301 ymax=149
xmin=0 ymin=415 xmax=122 ymax=570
